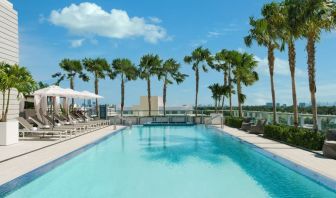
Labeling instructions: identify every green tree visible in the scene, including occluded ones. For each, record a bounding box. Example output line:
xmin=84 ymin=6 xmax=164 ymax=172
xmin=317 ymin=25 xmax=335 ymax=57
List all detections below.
xmin=52 ymin=59 xmax=89 ymax=106
xmin=138 ymin=54 xmax=162 ymax=116
xmin=245 ymin=3 xmax=284 ymax=124
xmin=208 ymin=83 xmax=222 ymax=113
xmin=158 ymin=59 xmax=188 ymax=116
xmin=271 ymin=0 xmax=303 ymax=128
xmin=299 ymin=0 xmax=335 ymax=131
xmin=0 ymin=63 xmax=36 ymax=122
xmin=109 ymin=58 xmax=138 ymax=117
xmin=232 ymin=53 xmax=259 ymax=117
xmin=82 ymin=58 xmax=110 ymax=115
xmin=184 ymin=47 xmax=212 ymax=116
xmin=211 ymin=50 xmax=230 ymax=110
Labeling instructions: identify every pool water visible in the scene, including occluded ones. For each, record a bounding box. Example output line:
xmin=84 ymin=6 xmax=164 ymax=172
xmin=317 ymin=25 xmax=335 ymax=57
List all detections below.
xmin=5 ymin=126 xmax=336 ymax=197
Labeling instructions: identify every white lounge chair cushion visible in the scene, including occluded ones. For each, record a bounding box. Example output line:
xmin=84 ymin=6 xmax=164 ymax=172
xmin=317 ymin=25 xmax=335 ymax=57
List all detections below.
xmin=42 ymin=125 xmax=50 ymax=129
xmin=56 ymin=123 xmax=61 ymax=127
xmin=30 ymin=127 xmax=38 ymax=131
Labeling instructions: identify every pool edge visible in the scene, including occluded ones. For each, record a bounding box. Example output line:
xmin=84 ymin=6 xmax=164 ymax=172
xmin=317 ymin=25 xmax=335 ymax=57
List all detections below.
xmin=212 ymin=126 xmax=336 ymax=191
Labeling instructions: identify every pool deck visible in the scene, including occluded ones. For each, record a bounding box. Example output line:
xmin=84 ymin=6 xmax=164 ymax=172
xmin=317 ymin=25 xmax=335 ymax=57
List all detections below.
xmin=214 ymin=125 xmax=336 ymax=190
xmin=0 ymin=125 xmax=126 ymax=186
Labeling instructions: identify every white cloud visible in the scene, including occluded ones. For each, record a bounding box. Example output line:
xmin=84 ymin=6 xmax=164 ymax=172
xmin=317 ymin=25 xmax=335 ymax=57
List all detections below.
xmin=254 ymin=56 xmax=305 ymax=77
xmin=237 ymin=48 xmax=245 ymax=53
xmin=49 ymin=2 xmax=168 ymax=43
xmin=70 ymin=39 xmax=85 ymax=48
xmin=149 ymin=17 xmax=162 ymax=23
xmin=207 ymin=31 xmax=221 ymax=38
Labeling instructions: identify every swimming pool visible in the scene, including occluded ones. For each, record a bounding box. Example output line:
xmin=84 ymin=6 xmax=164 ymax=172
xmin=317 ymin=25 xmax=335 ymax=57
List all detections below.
xmin=2 ymin=125 xmax=336 ymax=197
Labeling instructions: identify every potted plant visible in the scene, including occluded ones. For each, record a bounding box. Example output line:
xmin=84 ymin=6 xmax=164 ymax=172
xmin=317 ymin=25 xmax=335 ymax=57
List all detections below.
xmin=0 ymin=62 xmax=36 ymax=145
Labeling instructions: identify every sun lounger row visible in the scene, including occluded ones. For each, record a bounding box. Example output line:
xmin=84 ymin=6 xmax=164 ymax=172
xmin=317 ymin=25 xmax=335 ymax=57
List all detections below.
xmin=17 ymin=112 xmax=110 ymax=140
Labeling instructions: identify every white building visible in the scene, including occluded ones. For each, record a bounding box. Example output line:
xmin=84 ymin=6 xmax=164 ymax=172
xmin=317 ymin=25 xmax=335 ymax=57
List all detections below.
xmin=0 ymin=0 xmax=19 ymax=121
xmin=132 ymin=96 xmax=163 ymax=116
xmin=130 ymin=96 xmax=193 ymax=116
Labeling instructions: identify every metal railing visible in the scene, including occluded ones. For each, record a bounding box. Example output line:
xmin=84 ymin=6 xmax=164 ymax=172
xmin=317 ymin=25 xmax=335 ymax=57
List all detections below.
xmin=106 ymin=109 xmax=336 ymax=131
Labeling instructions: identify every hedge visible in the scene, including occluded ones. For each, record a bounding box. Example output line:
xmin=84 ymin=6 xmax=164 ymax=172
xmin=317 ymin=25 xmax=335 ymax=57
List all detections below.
xmin=264 ymin=125 xmax=325 ymax=150
xmin=225 ymin=117 xmax=244 ymax=128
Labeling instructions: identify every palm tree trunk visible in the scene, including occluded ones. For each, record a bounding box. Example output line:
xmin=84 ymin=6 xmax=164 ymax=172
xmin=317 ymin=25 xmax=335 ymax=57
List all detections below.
xmin=121 ymin=75 xmax=125 ymax=117
xmin=70 ymin=77 xmax=75 ymax=109
xmin=147 ymin=78 xmax=151 ymax=117
xmin=1 ymin=90 xmax=6 ymax=122
xmin=163 ymin=79 xmax=167 ymax=116
xmin=4 ymin=89 xmax=11 ymax=122
xmin=222 ymin=71 xmax=227 ymax=111
xmin=215 ymin=98 xmax=218 ymax=113
xmin=70 ymin=77 xmax=75 ymax=110
xmin=94 ymin=73 xmax=99 ymax=116
xmin=237 ymin=80 xmax=243 ymax=118
xmin=307 ymin=35 xmax=318 ymax=131
xmin=228 ymin=66 xmax=233 ymax=116
xmin=195 ymin=67 xmax=199 ymax=117
xmin=268 ymin=46 xmax=277 ymax=124
xmin=288 ymin=40 xmax=299 ymax=128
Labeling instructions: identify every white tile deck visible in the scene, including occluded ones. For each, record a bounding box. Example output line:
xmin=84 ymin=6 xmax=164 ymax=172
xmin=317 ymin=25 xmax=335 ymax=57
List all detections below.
xmin=214 ymin=125 xmax=336 ymax=190
xmin=0 ymin=125 xmax=125 ymax=185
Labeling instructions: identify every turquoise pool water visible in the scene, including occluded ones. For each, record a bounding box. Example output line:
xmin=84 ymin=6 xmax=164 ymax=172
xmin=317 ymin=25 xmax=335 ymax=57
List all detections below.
xmin=4 ymin=126 xmax=336 ymax=197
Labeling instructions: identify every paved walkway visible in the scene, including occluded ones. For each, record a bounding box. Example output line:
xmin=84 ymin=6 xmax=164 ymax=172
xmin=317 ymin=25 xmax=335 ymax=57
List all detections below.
xmin=215 ymin=125 xmax=336 ymax=190
xmin=0 ymin=125 xmax=125 ymax=185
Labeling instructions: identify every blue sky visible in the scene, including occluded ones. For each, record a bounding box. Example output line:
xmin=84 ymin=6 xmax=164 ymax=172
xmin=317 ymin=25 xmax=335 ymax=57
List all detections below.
xmin=10 ymin=0 xmax=336 ymax=107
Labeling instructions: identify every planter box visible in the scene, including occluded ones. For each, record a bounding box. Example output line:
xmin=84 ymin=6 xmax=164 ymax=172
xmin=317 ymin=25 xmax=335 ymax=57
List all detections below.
xmin=0 ymin=120 xmax=19 ymax=146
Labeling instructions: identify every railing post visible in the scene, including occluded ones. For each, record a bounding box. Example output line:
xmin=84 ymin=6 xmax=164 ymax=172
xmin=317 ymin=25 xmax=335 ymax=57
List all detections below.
xmin=287 ymin=115 xmax=291 ymax=126
xmin=300 ymin=116 xmax=305 ymax=127
xmin=317 ymin=117 xmax=322 ymax=131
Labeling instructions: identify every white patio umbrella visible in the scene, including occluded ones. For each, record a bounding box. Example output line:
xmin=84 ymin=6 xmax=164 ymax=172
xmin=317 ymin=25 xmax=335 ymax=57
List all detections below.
xmin=33 ymin=85 xmax=69 ymax=97
xmin=33 ymin=86 xmax=87 ymax=126
xmin=81 ymin=91 xmax=103 ymax=99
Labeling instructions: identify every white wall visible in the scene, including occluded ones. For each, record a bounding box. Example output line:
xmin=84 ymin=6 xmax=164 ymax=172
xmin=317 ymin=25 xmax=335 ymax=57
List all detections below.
xmin=0 ymin=0 xmax=19 ymax=121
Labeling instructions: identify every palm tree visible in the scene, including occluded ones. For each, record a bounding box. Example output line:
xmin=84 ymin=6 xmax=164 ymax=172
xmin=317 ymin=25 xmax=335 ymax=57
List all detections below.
xmin=82 ymin=58 xmax=110 ymax=115
xmin=211 ymin=49 xmax=230 ymax=111
xmin=138 ymin=54 xmax=162 ymax=116
xmin=232 ymin=53 xmax=259 ymax=117
xmin=158 ymin=59 xmax=187 ymax=116
xmin=271 ymin=0 xmax=303 ymax=128
xmin=184 ymin=47 xmax=212 ymax=116
xmin=208 ymin=83 xmax=222 ymax=113
xmin=52 ymin=59 xmax=89 ymax=107
xmin=299 ymin=0 xmax=335 ymax=131
xmin=0 ymin=63 xmax=36 ymax=122
xmin=245 ymin=3 xmax=284 ymax=124
xmin=109 ymin=58 xmax=138 ymax=117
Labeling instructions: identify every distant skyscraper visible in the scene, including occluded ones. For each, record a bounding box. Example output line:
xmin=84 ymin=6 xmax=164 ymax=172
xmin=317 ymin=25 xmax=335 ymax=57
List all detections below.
xmin=0 ymin=0 xmax=19 ymax=120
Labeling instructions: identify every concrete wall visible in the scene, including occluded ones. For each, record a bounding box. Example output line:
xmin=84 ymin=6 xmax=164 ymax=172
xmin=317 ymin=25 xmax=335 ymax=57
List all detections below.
xmin=132 ymin=96 xmax=163 ymax=116
xmin=0 ymin=0 xmax=19 ymax=121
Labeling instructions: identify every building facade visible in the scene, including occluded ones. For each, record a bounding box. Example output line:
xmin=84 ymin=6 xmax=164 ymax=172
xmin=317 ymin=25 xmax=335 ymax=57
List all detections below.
xmin=0 ymin=0 xmax=19 ymax=120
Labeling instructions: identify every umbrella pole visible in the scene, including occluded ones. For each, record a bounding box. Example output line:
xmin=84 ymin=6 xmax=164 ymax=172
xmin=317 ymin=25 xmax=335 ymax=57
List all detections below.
xmin=52 ymin=96 xmax=55 ymax=129
xmin=84 ymin=99 xmax=86 ymax=117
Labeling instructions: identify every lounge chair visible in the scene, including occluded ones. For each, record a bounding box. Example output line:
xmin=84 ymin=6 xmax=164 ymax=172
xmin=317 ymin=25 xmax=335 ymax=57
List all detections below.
xmin=70 ymin=112 xmax=109 ymax=127
xmin=249 ymin=119 xmax=267 ymax=134
xmin=240 ymin=118 xmax=253 ymax=131
xmin=17 ymin=117 xmax=67 ymax=139
xmin=29 ymin=116 xmax=83 ymax=135
xmin=323 ymin=130 xmax=336 ymax=159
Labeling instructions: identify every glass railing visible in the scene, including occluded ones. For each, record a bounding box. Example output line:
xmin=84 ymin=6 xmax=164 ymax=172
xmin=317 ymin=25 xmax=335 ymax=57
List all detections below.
xmin=107 ymin=109 xmax=336 ymax=131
